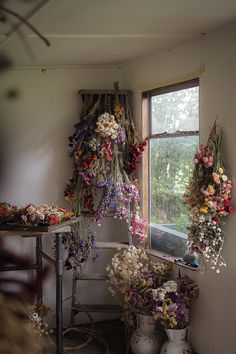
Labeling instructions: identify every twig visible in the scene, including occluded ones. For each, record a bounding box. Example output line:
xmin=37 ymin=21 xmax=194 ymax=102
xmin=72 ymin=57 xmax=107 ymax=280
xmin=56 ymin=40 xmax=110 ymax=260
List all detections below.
xmin=0 ymin=4 xmax=50 ymax=46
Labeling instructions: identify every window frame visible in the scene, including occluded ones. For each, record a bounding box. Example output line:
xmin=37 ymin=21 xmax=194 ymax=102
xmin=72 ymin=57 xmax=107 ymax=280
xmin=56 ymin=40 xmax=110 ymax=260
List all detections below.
xmin=142 ymin=78 xmax=200 ymax=269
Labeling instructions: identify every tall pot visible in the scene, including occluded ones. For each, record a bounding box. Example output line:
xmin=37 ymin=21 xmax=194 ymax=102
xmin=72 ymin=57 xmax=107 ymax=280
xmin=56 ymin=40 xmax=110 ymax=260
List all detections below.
xmin=160 ymin=328 xmax=191 ymax=354
xmin=130 ymin=314 xmax=162 ymax=354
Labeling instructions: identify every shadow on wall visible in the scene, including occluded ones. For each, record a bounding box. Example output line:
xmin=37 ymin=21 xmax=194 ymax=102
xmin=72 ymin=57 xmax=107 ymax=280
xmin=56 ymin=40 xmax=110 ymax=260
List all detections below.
xmin=0 ymin=80 xmax=81 ymax=206
xmin=0 ymin=99 xmax=75 ymax=205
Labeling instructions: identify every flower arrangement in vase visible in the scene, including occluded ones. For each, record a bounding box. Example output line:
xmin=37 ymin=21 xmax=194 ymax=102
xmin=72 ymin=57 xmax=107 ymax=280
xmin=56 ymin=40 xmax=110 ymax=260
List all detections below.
xmin=107 ymin=247 xmax=199 ymax=354
xmin=184 ymin=121 xmax=233 ymax=272
xmin=106 ymin=246 xmax=172 ymax=324
xmin=152 ymin=277 xmax=199 ymax=329
xmin=155 ymin=277 xmax=199 ymax=354
xmin=107 ymin=246 xmax=172 ymax=354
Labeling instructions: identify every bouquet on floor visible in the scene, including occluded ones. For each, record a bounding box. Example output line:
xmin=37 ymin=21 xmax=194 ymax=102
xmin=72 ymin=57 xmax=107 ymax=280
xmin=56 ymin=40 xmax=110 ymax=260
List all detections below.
xmin=184 ymin=121 xmax=233 ymax=272
xmin=106 ymin=246 xmax=172 ymax=325
xmin=106 ymin=247 xmax=199 ymax=330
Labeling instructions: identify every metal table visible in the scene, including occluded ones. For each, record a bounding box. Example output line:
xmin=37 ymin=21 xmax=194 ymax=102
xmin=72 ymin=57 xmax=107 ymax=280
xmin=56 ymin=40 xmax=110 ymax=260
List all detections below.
xmin=0 ymin=217 xmax=81 ymax=354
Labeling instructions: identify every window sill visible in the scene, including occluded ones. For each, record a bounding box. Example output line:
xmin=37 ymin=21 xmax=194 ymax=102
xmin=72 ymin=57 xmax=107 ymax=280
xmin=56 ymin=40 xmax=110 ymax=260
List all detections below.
xmin=145 ymin=248 xmax=199 ymax=271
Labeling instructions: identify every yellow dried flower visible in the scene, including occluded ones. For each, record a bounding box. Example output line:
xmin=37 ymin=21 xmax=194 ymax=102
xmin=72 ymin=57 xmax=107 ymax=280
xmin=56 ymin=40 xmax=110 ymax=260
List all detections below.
xmin=199 ymin=207 xmax=208 ymax=214
xmin=114 ymin=104 xmax=123 ymax=120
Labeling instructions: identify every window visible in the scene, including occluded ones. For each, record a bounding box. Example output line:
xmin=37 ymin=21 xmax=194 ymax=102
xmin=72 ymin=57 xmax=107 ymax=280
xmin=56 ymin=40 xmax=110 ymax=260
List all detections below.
xmin=143 ymin=79 xmax=199 ymax=258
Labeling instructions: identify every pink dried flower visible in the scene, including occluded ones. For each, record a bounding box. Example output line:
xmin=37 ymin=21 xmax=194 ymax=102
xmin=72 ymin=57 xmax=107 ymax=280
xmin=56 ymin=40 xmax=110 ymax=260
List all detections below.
xmin=21 ymin=214 xmax=28 ymax=223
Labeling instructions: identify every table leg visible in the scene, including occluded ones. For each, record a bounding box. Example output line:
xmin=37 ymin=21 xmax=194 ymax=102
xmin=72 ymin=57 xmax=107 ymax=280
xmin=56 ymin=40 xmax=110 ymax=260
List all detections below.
xmin=55 ymin=233 xmax=63 ymax=354
xmin=36 ymin=236 xmax=43 ymax=304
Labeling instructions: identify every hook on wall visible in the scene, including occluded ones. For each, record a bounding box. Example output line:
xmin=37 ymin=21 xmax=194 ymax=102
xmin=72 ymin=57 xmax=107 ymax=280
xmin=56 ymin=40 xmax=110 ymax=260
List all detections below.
xmin=41 ymin=68 xmax=46 ymax=73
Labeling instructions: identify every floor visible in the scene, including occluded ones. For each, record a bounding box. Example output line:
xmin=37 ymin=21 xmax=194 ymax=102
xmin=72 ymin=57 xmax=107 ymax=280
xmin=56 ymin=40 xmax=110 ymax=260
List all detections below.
xmin=61 ymin=320 xmax=128 ymax=354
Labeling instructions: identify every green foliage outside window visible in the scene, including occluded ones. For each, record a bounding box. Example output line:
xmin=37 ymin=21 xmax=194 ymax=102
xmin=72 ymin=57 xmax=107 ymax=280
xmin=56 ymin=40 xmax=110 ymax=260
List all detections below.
xmin=150 ymin=85 xmax=199 ymax=236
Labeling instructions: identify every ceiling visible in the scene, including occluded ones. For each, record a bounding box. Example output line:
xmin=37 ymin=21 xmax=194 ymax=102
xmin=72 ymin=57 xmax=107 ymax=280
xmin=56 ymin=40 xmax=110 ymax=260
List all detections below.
xmin=0 ymin=0 xmax=236 ymax=68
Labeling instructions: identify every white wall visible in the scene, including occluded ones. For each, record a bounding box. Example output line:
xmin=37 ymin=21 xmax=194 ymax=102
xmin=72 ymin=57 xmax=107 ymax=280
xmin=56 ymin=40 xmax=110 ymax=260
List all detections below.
xmin=0 ymin=66 xmax=129 ymax=324
xmin=121 ymin=23 xmax=236 ymax=354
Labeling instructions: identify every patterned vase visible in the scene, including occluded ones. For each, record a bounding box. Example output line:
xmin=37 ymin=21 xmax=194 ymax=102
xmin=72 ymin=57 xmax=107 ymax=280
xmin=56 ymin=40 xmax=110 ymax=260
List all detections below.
xmin=130 ymin=314 xmax=161 ymax=354
xmin=160 ymin=328 xmax=191 ymax=354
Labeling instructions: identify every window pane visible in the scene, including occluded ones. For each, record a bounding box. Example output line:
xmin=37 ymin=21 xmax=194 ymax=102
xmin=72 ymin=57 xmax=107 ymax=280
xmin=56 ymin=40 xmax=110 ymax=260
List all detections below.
xmin=149 ymin=136 xmax=199 ymax=257
xmin=151 ymin=86 xmax=199 ymax=134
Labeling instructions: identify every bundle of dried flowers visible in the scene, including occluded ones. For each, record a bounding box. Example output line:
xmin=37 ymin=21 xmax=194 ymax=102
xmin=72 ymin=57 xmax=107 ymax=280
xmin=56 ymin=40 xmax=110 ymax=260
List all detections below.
xmin=65 ymin=96 xmax=147 ymax=244
xmin=184 ymin=121 xmax=233 ymax=272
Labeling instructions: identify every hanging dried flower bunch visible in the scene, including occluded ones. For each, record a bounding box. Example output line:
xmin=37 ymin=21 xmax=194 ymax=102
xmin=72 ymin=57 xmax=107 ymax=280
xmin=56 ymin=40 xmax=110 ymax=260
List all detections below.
xmin=184 ymin=121 xmax=233 ymax=272
xmin=63 ymin=217 xmax=99 ymax=272
xmin=65 ymin=92 xmax=147 ymax=243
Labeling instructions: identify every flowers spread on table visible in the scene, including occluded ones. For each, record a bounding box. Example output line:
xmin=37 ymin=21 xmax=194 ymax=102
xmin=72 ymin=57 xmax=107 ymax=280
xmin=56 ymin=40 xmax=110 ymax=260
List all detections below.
xmin=0 ymin=202 xmax=16 ymax=222
xmin=0 ymin=202 xmax=98 ymax=271
xmin=0 ymin=202 xmax=73 ymax=226
xmin=184 ymin=122 xmax=233 ymax=272
xmin=107 ymin=247 xmax=199 ymax=329
xmin=64 ymin=96 xmax=147 ymax=243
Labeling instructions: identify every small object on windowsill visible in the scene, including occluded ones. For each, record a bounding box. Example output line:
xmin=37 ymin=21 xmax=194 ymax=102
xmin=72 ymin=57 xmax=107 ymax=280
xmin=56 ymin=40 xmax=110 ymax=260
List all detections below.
xmin=174 ymin=258 xmax=199 ymax=269
xmin=175 ymin=249 xmax=199 ymax=269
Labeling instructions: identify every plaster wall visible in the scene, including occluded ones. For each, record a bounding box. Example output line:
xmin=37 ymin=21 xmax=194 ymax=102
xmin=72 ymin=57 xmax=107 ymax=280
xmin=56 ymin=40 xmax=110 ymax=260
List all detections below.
xmin=0 ymin=66 xmax=128 ymax=324
xmin=121 ymin=23 xmax=236 ymax=354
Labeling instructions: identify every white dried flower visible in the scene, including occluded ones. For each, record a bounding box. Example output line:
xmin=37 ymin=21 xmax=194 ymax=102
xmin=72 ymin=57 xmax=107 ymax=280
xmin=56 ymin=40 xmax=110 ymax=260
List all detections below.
xmin=163 ymin=280 xmax=178 ymax=293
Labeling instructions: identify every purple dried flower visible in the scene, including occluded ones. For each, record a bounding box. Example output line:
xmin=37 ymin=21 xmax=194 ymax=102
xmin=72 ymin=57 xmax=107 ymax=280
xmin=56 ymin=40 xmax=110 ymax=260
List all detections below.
xmin=115 ymin=128 xmax=126 ymax=144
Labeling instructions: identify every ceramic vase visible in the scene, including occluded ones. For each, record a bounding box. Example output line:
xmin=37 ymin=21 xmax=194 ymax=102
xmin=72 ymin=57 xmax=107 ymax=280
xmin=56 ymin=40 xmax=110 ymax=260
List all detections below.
xmin=130 ymin=314 xmax=161 ymax=354
xmin=160 ymin=328 xmax=191 ymax=354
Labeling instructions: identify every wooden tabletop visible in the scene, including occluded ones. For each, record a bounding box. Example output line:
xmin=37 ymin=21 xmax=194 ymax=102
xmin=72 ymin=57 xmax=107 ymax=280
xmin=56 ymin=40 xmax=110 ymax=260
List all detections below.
xmin=0 ymin=217 xmax=82 ymax=237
